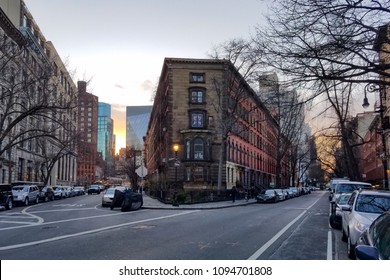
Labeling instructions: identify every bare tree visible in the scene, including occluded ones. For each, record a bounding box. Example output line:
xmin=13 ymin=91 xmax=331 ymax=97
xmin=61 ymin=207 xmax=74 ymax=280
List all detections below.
xmin=254 ymin=0 xmax=390 ymax=91
xmin=1 ymin=29 xmax=77 ymax=183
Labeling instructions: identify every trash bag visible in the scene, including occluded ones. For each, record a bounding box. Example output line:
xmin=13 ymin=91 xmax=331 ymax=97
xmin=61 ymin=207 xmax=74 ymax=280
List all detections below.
xmin=120 ymin=189 xmax=143 ymax=212
xmin=110 ymin=189 xmax=125 ymax=210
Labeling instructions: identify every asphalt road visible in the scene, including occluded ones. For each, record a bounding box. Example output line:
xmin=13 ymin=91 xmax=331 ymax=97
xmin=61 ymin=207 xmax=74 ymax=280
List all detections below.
xmin=0 ymin=191 xmax=348 ymax=260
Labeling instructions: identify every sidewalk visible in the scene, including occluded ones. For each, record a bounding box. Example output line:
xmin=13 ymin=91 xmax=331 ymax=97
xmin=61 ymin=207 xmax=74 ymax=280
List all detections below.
xmin=142 ymin=194 xmax=257 ymax=210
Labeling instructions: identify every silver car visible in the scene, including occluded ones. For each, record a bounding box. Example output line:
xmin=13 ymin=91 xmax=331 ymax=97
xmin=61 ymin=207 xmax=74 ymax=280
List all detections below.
xmin=12 ymin=185 xmax=40 ymax=206
xmin=53 ymin=186 xmax=66 ymax=199
xmin=342 ymin=189 xmax=390 ymax=259
xmin=102 ymin=187 xmax=125 ymax=207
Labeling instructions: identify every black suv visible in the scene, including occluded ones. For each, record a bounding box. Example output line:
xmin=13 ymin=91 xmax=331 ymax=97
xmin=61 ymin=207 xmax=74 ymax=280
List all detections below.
xmin=0 ymin=184 xmax=13 ymax=210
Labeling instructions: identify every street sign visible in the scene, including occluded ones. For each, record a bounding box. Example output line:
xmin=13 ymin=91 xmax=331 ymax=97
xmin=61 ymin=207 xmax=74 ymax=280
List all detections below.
xmin=136 ymin=165 xmax=148 ymax=178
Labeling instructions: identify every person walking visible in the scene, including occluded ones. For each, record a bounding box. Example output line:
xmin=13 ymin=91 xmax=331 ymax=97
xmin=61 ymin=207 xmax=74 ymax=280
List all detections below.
xmin=231 ymin=186 xmax=237 ymax=203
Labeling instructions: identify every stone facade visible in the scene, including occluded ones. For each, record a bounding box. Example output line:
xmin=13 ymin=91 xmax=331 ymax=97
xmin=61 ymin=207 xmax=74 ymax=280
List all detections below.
xmin=145 ymin=58 xmax=281 ymax=191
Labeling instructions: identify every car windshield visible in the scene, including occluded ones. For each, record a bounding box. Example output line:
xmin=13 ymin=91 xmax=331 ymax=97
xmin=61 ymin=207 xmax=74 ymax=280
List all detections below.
xmin=13 ymin=186 xmax=28 ymax=192
xmin=355 ymin=195 xmax=390 ymax=213
xmin=337 ymin=194 xmax=351 ymax=205
xmin=105 ymin=188 xmax=115 ymax=195
xmin=335 ymin=184 xmax=358 ymax=194
xmin=264 ymin=190 xmax=274 ymax=195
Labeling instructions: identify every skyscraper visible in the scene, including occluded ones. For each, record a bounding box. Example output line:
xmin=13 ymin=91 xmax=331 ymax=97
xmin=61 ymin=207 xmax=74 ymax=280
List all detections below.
xmin=126 ymin=106 xmax=152 ymax=150
xmin=77 ymin=81 xmax=98 ymax=185
xmin=98 ymin=102 xmax=115 ymax=160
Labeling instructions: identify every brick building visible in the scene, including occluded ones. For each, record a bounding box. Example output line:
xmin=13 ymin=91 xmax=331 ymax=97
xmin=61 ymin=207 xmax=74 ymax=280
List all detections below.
xmin=77 ymin=81 xmax=98 ymax=185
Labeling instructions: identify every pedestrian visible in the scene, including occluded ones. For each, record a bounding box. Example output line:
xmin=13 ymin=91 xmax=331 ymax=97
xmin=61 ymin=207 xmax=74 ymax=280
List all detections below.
xmin=231 ymin=186 xmax=237 ymax=203
xmin=250 ymin=186 xmax=255 ymax=199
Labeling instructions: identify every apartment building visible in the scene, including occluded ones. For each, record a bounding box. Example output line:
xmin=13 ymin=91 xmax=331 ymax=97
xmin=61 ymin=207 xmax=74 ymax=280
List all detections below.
xmin=0 ymin=0 xmax=77 ymax=185
xmin=77 ymin=81 xmax=98 ymax=185
xmin=144 ymin=58 xmax=281 ymax=192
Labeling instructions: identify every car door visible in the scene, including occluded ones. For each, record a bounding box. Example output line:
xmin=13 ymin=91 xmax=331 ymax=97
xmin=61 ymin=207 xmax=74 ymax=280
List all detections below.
xmin=342 ymin=191 xmax=357 ymax=235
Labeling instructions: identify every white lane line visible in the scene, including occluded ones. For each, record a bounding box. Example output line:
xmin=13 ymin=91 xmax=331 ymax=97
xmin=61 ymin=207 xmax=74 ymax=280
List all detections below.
xmin=0 ymin=210 xmax=199 ymax=251
xmin=0 ymin=209 xmax=146 ymax=231
xmin=247 ymin=199 xmax=320 ymax=260
xmin=22 ymin=206 xmax=44 ymax=224
xmin=0 ymin=221 xmax=38 ymax=225
xmin=327 ymin=230 xmax=333 ymax=260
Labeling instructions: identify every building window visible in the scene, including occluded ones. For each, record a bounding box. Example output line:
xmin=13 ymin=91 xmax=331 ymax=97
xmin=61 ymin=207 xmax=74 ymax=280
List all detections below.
xmin=190 ymin=111 xmax=205 ymax=128
xmin=193 ymin=167 xmax=204 ymax=181
xmin=190 ymin=73 xmax=205 ymax=83
xmin=185 ymin=138 xmax=209 ymax=161
xmin=186 ymin=140 xmax=191 ymax=160
xmin=189 ymin=88 xmax=205 ymax=103
xmin=194 ymin=138 xmax=204 ymax=159
xmin=18 ymin=158 xmax=25 ymax=181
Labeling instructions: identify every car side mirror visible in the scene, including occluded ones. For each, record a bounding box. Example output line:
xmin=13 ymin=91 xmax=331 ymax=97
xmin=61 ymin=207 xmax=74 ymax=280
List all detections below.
xmin=341 ymin=205 xmax=351 ymax=211
xmin=355 ymin=245 xmax=379 ymax=260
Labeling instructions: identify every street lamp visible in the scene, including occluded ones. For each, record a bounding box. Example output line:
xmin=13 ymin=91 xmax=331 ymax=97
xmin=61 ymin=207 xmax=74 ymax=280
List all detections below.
xmin=172 ymin=144 xmax=179 ymax=206
xmin=363 ymin=83 xmax=389 ymax=189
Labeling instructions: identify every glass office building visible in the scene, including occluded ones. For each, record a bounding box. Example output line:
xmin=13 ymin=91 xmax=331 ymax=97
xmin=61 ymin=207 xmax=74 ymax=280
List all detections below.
xmin=98 ymin=102 xmax=114 ymax=160
xmin=126 ymin=106 xmax=152 ymax=150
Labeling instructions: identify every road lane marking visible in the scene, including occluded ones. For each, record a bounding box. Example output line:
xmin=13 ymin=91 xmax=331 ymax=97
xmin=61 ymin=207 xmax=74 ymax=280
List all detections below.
xmin=327 ymin=230 xmax=332 ymax=260
xmin=0 ymin=210 xmax=199 ymax=251
xmin=0 ymin=210 xmax=145 ymax=231
xmin=22 ymin=207 xmax=44 ymax=224
xmin=247 ymin=199 xmax=320 ymax=260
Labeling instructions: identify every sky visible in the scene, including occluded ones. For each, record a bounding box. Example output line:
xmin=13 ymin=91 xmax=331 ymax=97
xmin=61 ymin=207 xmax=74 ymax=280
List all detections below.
xmin=23 ymin=0 xmax=270 ymax=153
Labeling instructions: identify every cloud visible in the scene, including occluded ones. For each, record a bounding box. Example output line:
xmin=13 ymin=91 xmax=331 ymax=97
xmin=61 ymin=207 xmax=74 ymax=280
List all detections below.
xmin=111 ymin=103 xmax=126 ymax=112
xmin=114 ymin=84 xmax=125 ymax=89
xmin=140 ymin=80 xmax=154 ymax=92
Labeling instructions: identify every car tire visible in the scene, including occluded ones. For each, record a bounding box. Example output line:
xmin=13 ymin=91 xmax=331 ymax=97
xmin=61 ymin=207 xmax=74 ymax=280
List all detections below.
xmin=24 ymin=197 xmax=29 ymax=206
xmin=329 ymin=215 xmax=337 ymax=229
xmin=341 ymin=228 xmax=347 ymax=242
xmin=347 ymin=235 xmax=356 ymax=259
xmin=6 ymin=199 xmax=13 ymax=210
xmin=44 ymin=196 xmax=49 ymax=202
xmin=35 ymin=196 xmax=39 ymax=204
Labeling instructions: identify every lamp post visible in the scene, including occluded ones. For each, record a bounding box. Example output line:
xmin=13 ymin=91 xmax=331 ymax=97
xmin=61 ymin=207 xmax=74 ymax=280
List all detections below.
xmin=363 ymin=83 xmax=389 ymax=189
xmin=173 ymin=144 xmax=179 ymax=206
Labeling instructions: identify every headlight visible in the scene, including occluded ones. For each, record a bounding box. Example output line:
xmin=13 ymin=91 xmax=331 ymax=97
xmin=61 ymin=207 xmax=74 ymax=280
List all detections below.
xmin=355 ymin=220 xmax=367 ymax=232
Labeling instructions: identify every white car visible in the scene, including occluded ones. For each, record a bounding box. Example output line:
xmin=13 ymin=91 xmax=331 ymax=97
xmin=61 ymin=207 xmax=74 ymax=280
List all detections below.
xmin=330 ymin=181 xmax=372 ymax=202
xmin=341 ymin=189 xmax=390 ymax=259
xmin=12 ymin=185 xmax=40 ymax=206
xmin=53 ymin=186 xmax=66 ymax=199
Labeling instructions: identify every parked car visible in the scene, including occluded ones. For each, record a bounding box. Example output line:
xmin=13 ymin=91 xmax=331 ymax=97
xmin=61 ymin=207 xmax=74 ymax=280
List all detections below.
xmin=288 ymin=187 xmax=299 ymax=197
xmin=355 ymin=211 xmax=390 ymax=260
xmin=12 ymin=185 xmax=40 ymax=206
xmin=110 ymin=188 xmax=143 ymax=211
xmin=0 ymin=184 xmax=13 ymax=210
xmin=256 ymin=189 xmax=279 ymax=203
xmin=341 ymin=189 xmax=390 ymax=259
xmin=63 ymin=186 xmax=75 ymax=197
xmin=88 ymin=185 xmax=101 ymax=195
xmin=329 ymin=193 xmax=352 ymax=229
xmin=330 ymin=181 xmax=372 ymax=202
xmin=329 ymin=178 xmax=350 ymax=200
xmin=102 ymin=186 xmax=125 ymax=207
xmin=53 ymin=186 xmax=66 ymax=199
xmin=38 ymin=186 xmax=55 ymax=202
xmin=274 ymin=189 xmax=286 ymax=201
xmin=73 ymin=186 xmax=85 ymax=196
